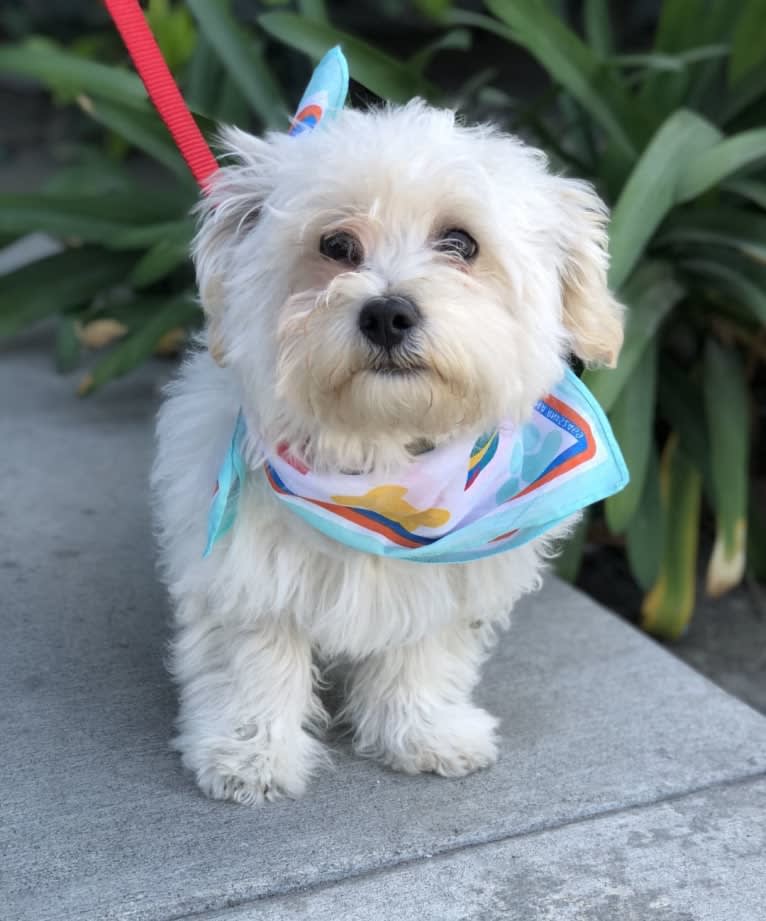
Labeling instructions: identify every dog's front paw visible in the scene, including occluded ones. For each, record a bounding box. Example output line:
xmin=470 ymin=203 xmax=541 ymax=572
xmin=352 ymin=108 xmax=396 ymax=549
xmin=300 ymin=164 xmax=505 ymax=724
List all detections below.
xmin=374 ymin=705 xmax=499 ymax=778
xmin=180 ymin=728 xmax=327 ymax=805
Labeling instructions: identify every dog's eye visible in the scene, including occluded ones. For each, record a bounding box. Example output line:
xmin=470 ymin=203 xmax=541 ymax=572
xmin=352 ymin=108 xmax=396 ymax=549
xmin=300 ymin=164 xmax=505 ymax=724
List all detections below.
xmin=319 ymin=231 xmax=363 ymax=266
xmin=435 ymin=228 xmax=478 ymax=261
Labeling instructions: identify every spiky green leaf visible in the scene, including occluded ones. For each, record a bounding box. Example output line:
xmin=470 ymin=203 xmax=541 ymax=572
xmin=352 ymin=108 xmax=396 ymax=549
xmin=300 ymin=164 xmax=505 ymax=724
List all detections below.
xmin=608 ymin=109 xmax=722 ymax=289
xmin=677 ymin=129 xmax=766 ymax=203
xmin=0 ymin=249 xmax=134 ymax=338
xmin=584 ymin=262 xmax=684 ymax=412
xmin=79 ymin=297 xmax=200 ymax=395
xmin=0 ymin=38 xmax=147 ymax=109
xmin=605 ymin=339 xmax=658 ymax=533
xmin=186 ymin=0 xmax=286 ymax=128
xmin=258 ymin=12 xmax=437 ymax=103
xmin=641 ymin=435 xmax=702 ymax=640
xmin=626 ymin=447 xmax=663 ymax=591
xmin=703 ymin=340 xmax=749 ymax=596
xmin=486 ymin=0 xmax=639 ymax=160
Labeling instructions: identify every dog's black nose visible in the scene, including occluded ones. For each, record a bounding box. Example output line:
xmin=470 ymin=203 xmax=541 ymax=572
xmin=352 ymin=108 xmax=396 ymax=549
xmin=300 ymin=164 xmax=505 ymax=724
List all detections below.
xmin=358 ymin=295 xmax=420 ymax=350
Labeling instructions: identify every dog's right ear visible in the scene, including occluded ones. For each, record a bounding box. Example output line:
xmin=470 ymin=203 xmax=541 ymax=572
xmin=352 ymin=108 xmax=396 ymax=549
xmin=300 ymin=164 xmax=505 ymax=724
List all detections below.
xmin=554 ymin=178 xmax=624 ymax=368
xmin=193 ymin=127 xmax=277 ymax=365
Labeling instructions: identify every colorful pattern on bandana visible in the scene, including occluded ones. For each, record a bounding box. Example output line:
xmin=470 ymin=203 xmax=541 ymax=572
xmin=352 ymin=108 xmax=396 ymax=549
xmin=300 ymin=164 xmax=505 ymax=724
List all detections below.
xmin=204 ymin=411 xmax=246 ymax=557
xmin=465 ymin=432 xmax=499 ymax=490
xmin=205 ymin=370 xmax=629 ymax=563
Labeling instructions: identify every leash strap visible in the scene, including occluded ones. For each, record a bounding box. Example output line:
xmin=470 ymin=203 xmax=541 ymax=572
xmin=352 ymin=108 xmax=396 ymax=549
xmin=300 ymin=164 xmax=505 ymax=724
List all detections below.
xmin=103 ymin=0 xmax=218 ymax=189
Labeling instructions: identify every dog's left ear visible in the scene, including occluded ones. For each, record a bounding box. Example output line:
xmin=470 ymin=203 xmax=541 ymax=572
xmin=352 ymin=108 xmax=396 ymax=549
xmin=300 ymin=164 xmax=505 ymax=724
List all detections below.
xmin=555 ymin=179 xmax=624 ymax=368
xmin=193 ymin=127 xmax=278 ymax=365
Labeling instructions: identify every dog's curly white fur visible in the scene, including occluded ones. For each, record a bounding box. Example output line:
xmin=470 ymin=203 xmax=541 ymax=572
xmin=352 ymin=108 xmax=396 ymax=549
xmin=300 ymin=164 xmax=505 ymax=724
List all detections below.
xmin=152 ymin=101 xmax=623 ymax=804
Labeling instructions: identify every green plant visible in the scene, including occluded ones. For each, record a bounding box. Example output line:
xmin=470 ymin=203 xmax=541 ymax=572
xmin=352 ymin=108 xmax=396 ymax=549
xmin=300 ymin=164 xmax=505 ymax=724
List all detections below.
xmin=1 ymin=0 xmax=764 ymax=631
xmin=460 ymin=0 xmax=764 ymax=634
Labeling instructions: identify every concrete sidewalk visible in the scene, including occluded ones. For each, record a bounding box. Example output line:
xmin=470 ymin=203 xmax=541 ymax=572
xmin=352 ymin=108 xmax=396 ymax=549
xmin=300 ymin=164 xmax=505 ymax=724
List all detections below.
xmin=2 ymin=334 xmax=766 ymax=921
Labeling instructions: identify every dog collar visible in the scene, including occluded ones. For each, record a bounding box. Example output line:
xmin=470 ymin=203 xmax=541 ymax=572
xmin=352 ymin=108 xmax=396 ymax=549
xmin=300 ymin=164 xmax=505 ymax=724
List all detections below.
xmin=204 ymin=369 xmax=628 ymax=563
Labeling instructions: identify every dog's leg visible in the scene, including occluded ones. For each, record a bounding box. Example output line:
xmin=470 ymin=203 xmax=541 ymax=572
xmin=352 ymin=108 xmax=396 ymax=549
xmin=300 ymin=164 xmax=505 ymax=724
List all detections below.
xmin=171 ymin=606 xmax=327 ymax=804
xmin=345 ymin=621 xmax=498 ymax=777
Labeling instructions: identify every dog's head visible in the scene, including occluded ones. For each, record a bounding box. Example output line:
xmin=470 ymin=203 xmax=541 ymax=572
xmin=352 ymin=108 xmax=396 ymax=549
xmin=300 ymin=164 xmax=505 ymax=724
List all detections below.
xmin=194 ymin=102 xmax=623 ymax=469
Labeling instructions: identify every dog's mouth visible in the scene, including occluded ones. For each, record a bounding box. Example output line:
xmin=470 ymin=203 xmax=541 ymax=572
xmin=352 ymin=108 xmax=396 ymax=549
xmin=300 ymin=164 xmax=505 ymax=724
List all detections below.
xmin=366 ymin=355 xmax=427 ymax=376
xmin=372 ymin=366 xmax=425 ymax=377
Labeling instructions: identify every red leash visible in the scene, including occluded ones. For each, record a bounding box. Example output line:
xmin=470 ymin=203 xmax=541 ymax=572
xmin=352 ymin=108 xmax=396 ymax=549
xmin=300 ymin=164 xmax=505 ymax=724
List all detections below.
xmin=103 ymin=0 xmax=218 ymax=189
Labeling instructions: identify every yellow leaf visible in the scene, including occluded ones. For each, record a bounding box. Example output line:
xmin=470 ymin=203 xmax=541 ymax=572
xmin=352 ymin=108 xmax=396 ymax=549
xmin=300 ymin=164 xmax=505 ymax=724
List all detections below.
xmin=706 ymin=518 xmax=747 ymax=598
xmin=641 ymin=435 xmax=702 ymax=640
xmin=76 ymin=318 xmax=129 ymax=349
xmin=77 ymin=373 xmax=94 ymax=397
xmin=153 ymin=326 xmax=186 ymax=356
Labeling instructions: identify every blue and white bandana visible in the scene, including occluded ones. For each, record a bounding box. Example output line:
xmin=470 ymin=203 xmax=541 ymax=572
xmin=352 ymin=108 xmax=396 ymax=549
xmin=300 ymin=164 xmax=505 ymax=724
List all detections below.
xmin=203 ymin=48 xmax=628 ymax=562
xmin=205 ymin=369 xmax=628 ymax=563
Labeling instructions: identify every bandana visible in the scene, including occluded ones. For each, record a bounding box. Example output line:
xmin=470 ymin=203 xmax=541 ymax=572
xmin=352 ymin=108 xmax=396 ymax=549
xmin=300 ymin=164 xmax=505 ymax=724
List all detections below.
xmin=202 ymin=48 xmax=628 ymax=562
xmin=205 ymin=369 xmax=628 ymax=563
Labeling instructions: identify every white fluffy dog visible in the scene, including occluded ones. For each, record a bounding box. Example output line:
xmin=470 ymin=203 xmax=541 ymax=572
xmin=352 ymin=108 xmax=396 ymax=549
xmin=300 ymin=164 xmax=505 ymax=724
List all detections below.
xmin=152 ymin=101 xmax=623 ymax=804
